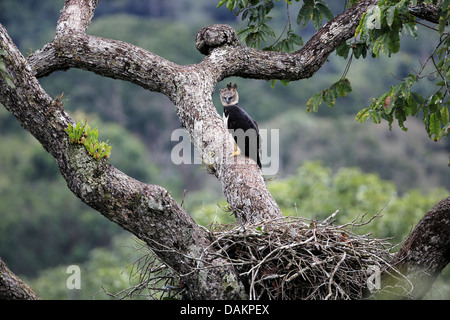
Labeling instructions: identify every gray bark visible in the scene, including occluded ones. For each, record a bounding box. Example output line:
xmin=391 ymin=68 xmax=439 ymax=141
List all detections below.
xmin=26 ymin=0 xmax=380 ymax=225
xmin=0 ymin=258 xmax=40 ymax=300
xmin=0 ymin=19 xmax=245 ymax=300
xmin=379 ymin=196 xmax=450 ymax=299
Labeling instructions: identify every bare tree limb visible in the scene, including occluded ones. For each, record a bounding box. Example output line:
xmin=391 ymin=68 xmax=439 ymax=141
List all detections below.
xmin=409 ymin=3 xmax=442 ymax=24
xmin=0 ymin=257 xmax=40 ymax=300
xmin=195 ymin=0 xmax=378 ymax=82
xmin=379 ymin=196 xmax=450 ymax=299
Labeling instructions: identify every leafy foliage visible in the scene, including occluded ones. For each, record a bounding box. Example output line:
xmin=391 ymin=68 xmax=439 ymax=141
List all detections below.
xmin=218 ymin=0 xmax=334 ymax=51
xmin=66 ymin=120 xmax=112 ymax=161
xmin=306 ymin=78 xmax=352 ymax=112
xmin=296 ymin=0 xmax=333 ymax=30
xmin=352 ymin=0 xmax=450 ymax=142
xmin=218 ymin=0 xmax=450 ymax=144
xmin=332 ymin=0 xmax=449 ymax=142
xmin=356 ymin=72 xmax=450 ymax=142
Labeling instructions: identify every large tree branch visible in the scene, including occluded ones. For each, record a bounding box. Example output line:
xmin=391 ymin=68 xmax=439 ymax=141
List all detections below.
xmin=28 ymin=33 xmax=181 ymax=98
xmin=0 ymin=22 xmax=245 ymax=300
xmin=26 ymin=0 xmax=444 ymax=226
xmin=28 ymin=0 xmax=282 ymax=224
xmin=28 ymin=0 xmax=181 ymax=98
xmin=195 ymin=0 xmax=378 ymax=82
xmin=409 ymin=3 xmax=442 ymax=24
xmin=379 ymin=196 xmax=450 ymax=299
xmin=25 ymin=0 xmax=380 ymax=224
xmin=195 ymin=0 xmax=445 ymax=82
xmin=0 ymin=257 xmax=40 ymax=300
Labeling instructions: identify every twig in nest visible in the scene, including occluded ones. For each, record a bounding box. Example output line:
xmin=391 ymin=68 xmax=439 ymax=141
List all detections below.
xmin=208 ymin=215 xmax=399 ymax=300
xmin=106 ymin=212 xmax=404 ymax=300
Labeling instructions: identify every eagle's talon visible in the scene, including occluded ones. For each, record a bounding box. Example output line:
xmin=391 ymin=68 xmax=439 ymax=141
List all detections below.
xmin=229 ymin=149 xmax=241 ymax=157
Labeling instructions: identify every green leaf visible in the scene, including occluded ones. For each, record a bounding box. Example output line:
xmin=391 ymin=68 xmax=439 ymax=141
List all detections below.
xmin=352 ymin=43 xmax=368 ymax=59
xmin=372 ymin=35 xmax=384 ymax=58
xmin=237 ymin=26 xmax=253 ymax=40
xmin=441 ymin=106 xmax=449 ymax=125
xmin=289 ymin=32 xmax=303 ymax=46
xmin=66 ymin=120 xmax=112 ymax=160
xmin=402 ymin=22 xmax=417 ymax=39
xmin=366 ymin=5 xmax=381 ymax=30
xmin=411 ymin=92 xmax=426 ymax=104
xmin=404 ymin=73 xmax=417 ymax=87
xmin=429 ymin=92 xmax=443 ymax=113
xmin=336 ymin=42 xmax=350 ymax=59
xmin=306 ymin=92 xmax=322 ymax=113
xmin=430 ymin=113 xmax=440 ymax=140
xmin=226 ymin=0 xmax=236 ymax=12
xmin=270 ymin=79 xmax=277 ymax=88
xmin=355 ymin=11 xmax=368 ymax=37
xmin=356 ymin=108 xmax=371 ymax=122
xmin=75 ymin=121 xmax=81 ymax=135
xmin=336 ymin=78 xmax=352 ymax=97
xmin=387 ymin=30 xmax=400 ymax=54
xmin=322 ymin=88 xmax=337 ymax=107
xmin=376 ymin=92 xmax=390 ymax=111
xmin=217 ymin=0 xmax=228 ymax=8
xmin=394 ymin=103 xmax=408 ymax=131
xmin=311 ymin=7 xmax=323 ymax=30
xmin=373 ymin=111 xmax=381 ymax=124
xmin=438 ymin=15 xmax=448 ymax=35
xmin=408 ymin=95 xmax=418 ymax=117
xmin=385 ymin=6 xmax=396 ymax=27
xmin=296 ymin=0 xmax=313 ymax=27
xmin=0 ymin=60 xmax=6 ymax=73
xmin=442 ymin=0 xmax=450 ymax=12
xmin=395 ymin=82 xmax=409 ymax=99
xmin=316 ymin=1 xmax=333 ymax=21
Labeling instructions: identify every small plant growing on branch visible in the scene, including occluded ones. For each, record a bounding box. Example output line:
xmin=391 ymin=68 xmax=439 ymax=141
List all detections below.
xmin=65 ymin=120 xmax=112 ymax=161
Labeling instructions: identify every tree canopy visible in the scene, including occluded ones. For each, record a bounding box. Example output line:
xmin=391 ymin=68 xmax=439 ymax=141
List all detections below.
xmin=219 ymin=0 xmax=449 ymax=144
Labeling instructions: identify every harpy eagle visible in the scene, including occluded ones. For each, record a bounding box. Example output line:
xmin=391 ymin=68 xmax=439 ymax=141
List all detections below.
xmin=220 ymin=83 xmax=261 ymax=169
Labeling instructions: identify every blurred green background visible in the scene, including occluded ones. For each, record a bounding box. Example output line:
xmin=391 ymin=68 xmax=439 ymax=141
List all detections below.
xmin=0 ymin=0 xmax=448 ymax=299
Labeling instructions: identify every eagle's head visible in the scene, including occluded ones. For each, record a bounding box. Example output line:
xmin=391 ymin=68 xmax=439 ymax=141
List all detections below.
xmin=220 ymin=83 xmax=239 ymax=106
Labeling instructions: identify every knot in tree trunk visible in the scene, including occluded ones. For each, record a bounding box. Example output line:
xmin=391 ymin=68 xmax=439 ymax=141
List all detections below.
xmin=195 ymin=24 xmax=240 ymax=55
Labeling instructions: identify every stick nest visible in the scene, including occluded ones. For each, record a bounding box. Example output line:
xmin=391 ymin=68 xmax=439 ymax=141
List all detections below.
xmin=108 ymin=212 xmax=400 ymax=300
xmin=207 ymin=213 xmax=396 ymax=300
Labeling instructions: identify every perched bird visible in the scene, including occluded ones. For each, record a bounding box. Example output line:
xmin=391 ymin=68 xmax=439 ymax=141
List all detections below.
xmin=220 ymin=83 xmax=261 ymax=168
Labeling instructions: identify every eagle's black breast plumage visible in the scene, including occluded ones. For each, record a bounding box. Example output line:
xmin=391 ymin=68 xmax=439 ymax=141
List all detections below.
xmin=223 ymin=103 xmax=258 ymax=135
xmin=221 ymin=83 xmax=261 ymax=168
